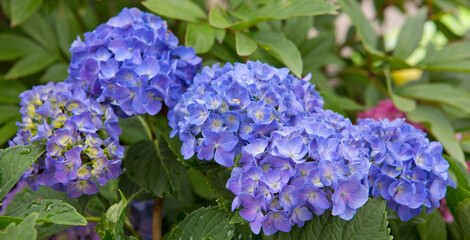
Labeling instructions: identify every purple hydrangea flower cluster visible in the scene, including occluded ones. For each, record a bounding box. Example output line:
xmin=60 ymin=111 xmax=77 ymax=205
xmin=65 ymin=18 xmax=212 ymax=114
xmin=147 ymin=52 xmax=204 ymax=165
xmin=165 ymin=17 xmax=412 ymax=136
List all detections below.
xmin=358 ymin=118 xmax=454 ymax=221
xmin=10 ymin=82 xmax=123 ymax=198
xmin=168 ymin=61 xmax=324 ymax=167
xmin=226 ymin=109 xmax=371 ymax=235
xmin=67 ymin=7 xmax=202 ymax=117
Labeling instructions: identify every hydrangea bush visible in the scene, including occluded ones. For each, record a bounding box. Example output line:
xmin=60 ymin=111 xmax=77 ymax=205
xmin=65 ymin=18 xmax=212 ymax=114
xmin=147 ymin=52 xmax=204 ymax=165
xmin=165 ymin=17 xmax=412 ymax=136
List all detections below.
xmin=1 ymin=1 xmax=470 ymax=240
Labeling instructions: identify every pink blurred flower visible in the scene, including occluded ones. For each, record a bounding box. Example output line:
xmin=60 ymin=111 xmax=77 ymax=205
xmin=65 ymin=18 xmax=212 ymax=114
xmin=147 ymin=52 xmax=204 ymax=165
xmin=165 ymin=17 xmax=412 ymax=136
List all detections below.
xmin=357 ymin=99 xmax=426 ymax=131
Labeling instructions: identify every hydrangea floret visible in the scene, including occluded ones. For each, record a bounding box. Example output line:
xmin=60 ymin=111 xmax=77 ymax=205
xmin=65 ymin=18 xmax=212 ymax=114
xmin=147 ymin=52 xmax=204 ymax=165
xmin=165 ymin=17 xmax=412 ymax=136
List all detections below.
xmin=10 ymin=82 xmax=124 ymax=198
xmin=358 ymin=118 xmax=454 ymax=221
xmin=67 ymin=7 xmax=202 ymax=117
xmin=226 ymin=109 xmax=371 ymax=235
xmin=168 ymin=61 xmax=324 ymax=167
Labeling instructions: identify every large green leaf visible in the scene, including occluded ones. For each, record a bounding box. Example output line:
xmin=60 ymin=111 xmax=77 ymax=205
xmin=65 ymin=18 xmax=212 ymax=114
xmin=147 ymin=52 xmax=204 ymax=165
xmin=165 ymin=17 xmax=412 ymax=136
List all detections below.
xmin=0 ymin=33 xmax=42 ymax=60
xmin=393 ymin=10 xmax=427 ymax=59
xmin=454 ymin=198 xmax=470 ymax=240
xmin=0 ymin=216 xmax=23 ymax=230
xmin=416 ymin=210 xmax=447 ymax=240
xmin=39 ymin=62 xmax=69 ymax=83
xmin=167 ymin=206 xmax=235 ymax=240
xmin=444 ymin=155 xmax=470 ymax=190
xmin=235 ymin=32 xmax=257 ymax=56
xmin=446 ymin=186 xmax=470 ymax=216
xmin=4 ymin=185 xmax=81 ymax=215
xmin=124 ymin=138 xmax=186 ymax=198
xmin=54 ymin=1 xmax=80 ymax=58
xmin=420 ymin=41 xmax=470 ymax=66
xmin=0 ymin=145 xmax=44 ymax=201
xmin=284 ymin=16 xmax=313 ymax=46
xmin=19 ymin=12 xmax=58 ymax=53
xmin=338 ymin=0 xmax=378 ymax=51
xmin=0 ymin=212 xmax=38 ymax=240
xmin=406 ymin=105 xmax=465 ymax=166
xmin=95 ymin=191 xmax=136 ymax=240
xmin=0 ymin=120 xmax=18 ymax=146
xmin=7 ymin=200 xmax=87 ymax=226
xmin=142 ymin=0 xmax=207 ymax=23
xmin=185 ymin=23 xmax=215 ymax=54
xmin=4 ymin=51 xmax=57 ymax=79
xmin=209 ymin=0 xmax=336 ymax=30
xmin=277 ymin=198 xmax=391 ymax=239
xmin=250 ymin=31 xmax=303 ymax=77
xmin=10 ymin=0 xmax=43 ymax=26
xmin=397 ymin=83 xmax=470 ymax=115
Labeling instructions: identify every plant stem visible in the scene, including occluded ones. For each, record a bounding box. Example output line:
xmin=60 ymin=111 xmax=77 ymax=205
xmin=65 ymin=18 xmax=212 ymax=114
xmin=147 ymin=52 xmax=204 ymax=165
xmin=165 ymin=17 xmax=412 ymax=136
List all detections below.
xmin=152 ymin=198 xmax=164 ymax=240
xmin=137 ymin=115 xmax=153 ymax=140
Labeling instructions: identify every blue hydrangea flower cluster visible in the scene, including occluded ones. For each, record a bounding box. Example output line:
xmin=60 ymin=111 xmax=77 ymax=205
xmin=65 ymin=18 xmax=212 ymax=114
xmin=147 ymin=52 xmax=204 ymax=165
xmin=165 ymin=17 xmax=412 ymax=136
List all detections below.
xmin=10 ymin=82 xmax=124 ymax=198
xmin=67 ymin=7 xmax=202 ymax=117
xmin=358 ymin=118 xmax=454 ymax=221
xmin=225 ymin=108 xmax=371 ymax=235
xmin=168 ymin=61 xmax=324 ymax=167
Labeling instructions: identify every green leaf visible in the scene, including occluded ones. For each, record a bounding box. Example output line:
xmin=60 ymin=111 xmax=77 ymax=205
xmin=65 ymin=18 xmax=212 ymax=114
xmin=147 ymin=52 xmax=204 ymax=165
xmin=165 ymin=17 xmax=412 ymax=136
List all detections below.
xmin=454 ymin=198 xmax=470 ymax=240
xmin=39 ymin=62 xmax=69 ymax=83
xmin=423 ymin=60 xmax=470 ymax=72
xmin=10 ymin=0 xmax=43 ymax=26
xmin=0 ymin=145 xmax=44 ymax=201
xmin=0 ymin=216 xmax=23 ymax=230
xmin=0 ymin=33 xmax=43 ymax=60
xmin=7 ymin=200 xmax=87 ymax=226
xmin=285 ymin=16 xmax=313 ymax=46
xmin=446 ymin=186 xmax=470 ymax=216
xmin=277 ymin=198 xmax=391 ymax=240
xmin=0 ymin=82 xmax=26 ymax=104
xmin=420 ymin=41 xmax=470 ymax=66
xmin=19 ymin=12 xmax=58 ymax=53
xmin=118 ymin=116 xmax=150 ymax=145
xmin=167 ymin=206 xmax=235 ymax=240
xmin=209 ymin=0 xmax=336 ymax=30
xmin=416 ymin=210 xmax=447 ymax=240
xmin=118 ymin=170 xmax=155 ymax=202
xmin=142 ymin=0 xmax=207 ymax=23
xmin=444 ymin=155 xmax=470 ymax=190
xmin=0 ymin=120 xmax=19 ymax=146
xmin=393 ymin=10 xmax=427 ymax=59
xmin=4 ymin=185 xmax=82 ymax=215
xmin=406 ymin=105 xmax=465 ymax=166
xmin=189 ymin=169 xmax=215 ymax=200
xmin=397 ymin=83 xmax=470 ymax=114
xmin=4 ymin=51 xmax=57 ymax=79
xmin=338 ymin=0 xmax=379 ymax=51
xmin=185 ymin=23 xmax=215 ymax=54
xmin=213 ymin=27 xmax=226 ymax=44
xmin=54 ymin=1 xmax=80 ymax=59
xmin=0 ymin=212 xmax=38 ymax=240
xmin=95 ymin=190 xmax=136 ymax=240
xmin=250 ymin=31 xmax=303 ymax=77
xmin=235 ymin=32 xmax=257 ymax=56
xmin=384 ymin=68 xmax=416 ymax=112
xmin=0 ymin=106 xmax=20 ymax=125
xmin=124 ymin=139 xmax=186 ymax=198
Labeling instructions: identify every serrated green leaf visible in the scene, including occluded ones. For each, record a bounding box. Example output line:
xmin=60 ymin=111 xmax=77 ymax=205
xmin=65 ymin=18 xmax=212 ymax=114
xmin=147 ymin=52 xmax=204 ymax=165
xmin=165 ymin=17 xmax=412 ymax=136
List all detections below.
xmin=142 ymin=0 xmax=206 ymax=23
xmin=0 ymin=33 xmax=43 ymax=61
xmin=235 ymin=32 xmax=257 ymax=56
xmin=118 ymin=170 xmax=155 ymax=202
xmin=189 ymin=169 xmax=215 ymax=200
xmin=95 ymin=191 xmax=136 ymax=240
xmin=167 ymin=206 xmax=235 ymax=240
xmin=406 ymin=105 xmax=465 ymax=166
xmin=209 ymin=0 xmax=336 ymax=30
xmin=393 ymin=10 xmax=427 ymax=59
xmin=0 ymin=212 xmax=38 ymax=240
xmin=277 ymin=198 xmax=391 ymax=240
xmin=417 ymin=210 xmax=447 ymax=240
xmin=0 ymin=216 xmax=23 ymax=230
xmin=7 ymin=200 xmax=86 ymax=226
xmin=124 ymin=139 xmax=186 ymax=198
xmin=185 ymin=23 xmax=215 ymax=54
xmin=0 ymin=145 xmax=44 ymax=201
xmin=454 ymin=198 xmax=470 ymax=240
xmin=251 ymin=31 xmax=303 ymax=77
xmin=397 ymin=83 xmax=470 ymax=114
xmin=10 ymin=0 xmax=43 ymax=26
xmin=19 ymin=12 xmax=58 ymax=53
xmin=446 ymin=186 xmax=470 ymax=216
xmin=4 ymin=51 xmax=57 ymax=79
xmin=4 ymin=185 xmax=81 ymax=215
xmin=338 ymin=0 xmax=379 ymax=51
